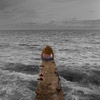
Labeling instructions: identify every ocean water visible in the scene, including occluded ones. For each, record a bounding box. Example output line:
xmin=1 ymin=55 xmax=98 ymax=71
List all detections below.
xmin=0 ymin=30 xmax=100 ymax=100
xmin=0 ymin=30 xmax=100 ymax=66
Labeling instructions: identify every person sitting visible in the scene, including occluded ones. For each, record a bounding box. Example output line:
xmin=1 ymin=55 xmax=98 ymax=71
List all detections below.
xmin=41 ymin=45 xmax=54 ymax=61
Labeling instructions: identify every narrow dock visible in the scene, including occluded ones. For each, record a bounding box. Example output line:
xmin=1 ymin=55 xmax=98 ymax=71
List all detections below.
xmin=35 ymin=60 xmax=64 ymax=100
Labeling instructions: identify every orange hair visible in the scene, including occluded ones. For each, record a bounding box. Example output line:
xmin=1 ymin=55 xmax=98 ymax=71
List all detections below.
xmin=41 ymin=45 xmax=54 ymax=59
xmin=43 ymin=45 xmax=54 ymax=55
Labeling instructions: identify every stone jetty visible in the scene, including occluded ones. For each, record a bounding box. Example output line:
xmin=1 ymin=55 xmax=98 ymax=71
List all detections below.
xmin=35 ymin=60 xmax=64 ymax=100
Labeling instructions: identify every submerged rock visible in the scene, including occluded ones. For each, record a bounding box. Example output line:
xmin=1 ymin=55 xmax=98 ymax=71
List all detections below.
xmin=35 ymin=60 xmax=64 ymax=100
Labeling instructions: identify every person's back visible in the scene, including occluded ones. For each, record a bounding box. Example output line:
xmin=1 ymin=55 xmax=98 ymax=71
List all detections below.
xmin=41 ymin=45 xmax=54 ymax=61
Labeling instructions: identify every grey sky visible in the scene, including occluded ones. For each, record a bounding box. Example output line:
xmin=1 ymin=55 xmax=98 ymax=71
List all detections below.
xmin=0 ymin=0 xmax=100 ymax=30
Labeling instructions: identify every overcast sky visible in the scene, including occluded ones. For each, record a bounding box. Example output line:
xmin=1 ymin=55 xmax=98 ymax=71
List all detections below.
xmin=0 ymin=0 xmax=100 ymax=30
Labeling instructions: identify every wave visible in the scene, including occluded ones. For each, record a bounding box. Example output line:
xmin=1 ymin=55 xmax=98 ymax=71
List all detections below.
xmin=2 ymin=63 xmax=40 ymax=75
xmin=59 ymin=67 xmax=100 ymax=86
xmin=0 ymin=69 xmax=37 ymax=100
xmin=0 ymin=43 xmax=10 ymax=49
xmin=59 ymin=48 xmax=80 ymax=52
xmin=19 ymin=44 xmax=39 ymax=47
xmin=19 ymin=43 xmax=42 ymax=51
xmin=2 ymin=62 xmax=100 ymax=86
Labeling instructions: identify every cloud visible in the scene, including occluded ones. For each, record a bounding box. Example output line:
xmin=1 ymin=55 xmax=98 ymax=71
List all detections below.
xmin=0 ymin=0 xmax=38 ymax=24
xmin=0 ymin=0 xmax=25 ymax=20
xmin=0 ymin=0 xmax=100 ymax=30
xmin=50 ymin=0 xmax=76 ymax=3
xmin=0 ymin=0 xmax=25 ymax=10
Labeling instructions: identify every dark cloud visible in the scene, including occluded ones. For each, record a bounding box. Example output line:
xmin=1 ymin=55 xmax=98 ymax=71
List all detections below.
xmin=50 ymin=0 xmax=75 ymax=3
xmin=90 ymin=10 xmax=94 ymax=13
xmin=0 ymin=0 xmax=9 ymax=10
xmin=0 ymin=0 xmax=25 ymax=10
xmin=0 ymin=0 xmax=37 ymax=21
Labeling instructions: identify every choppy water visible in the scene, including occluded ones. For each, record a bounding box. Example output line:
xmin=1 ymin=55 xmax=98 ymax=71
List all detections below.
xmin=0 ymin=30 xmax=100 ymax=66
xmin=0 ymin=30 xmax=100 ymax=100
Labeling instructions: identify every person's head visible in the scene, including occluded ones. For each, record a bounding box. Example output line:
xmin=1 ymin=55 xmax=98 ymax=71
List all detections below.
xmin=44 ymin=45 xmax=54 ymax=54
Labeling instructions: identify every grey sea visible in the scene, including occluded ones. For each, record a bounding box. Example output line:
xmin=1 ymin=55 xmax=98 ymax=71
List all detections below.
xmin=0 ymin=30 xmax=100 ymax=100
